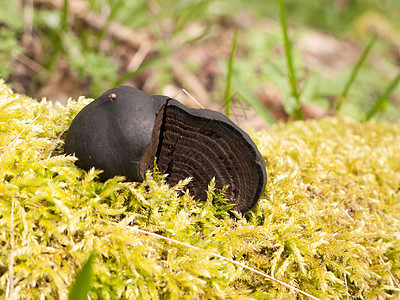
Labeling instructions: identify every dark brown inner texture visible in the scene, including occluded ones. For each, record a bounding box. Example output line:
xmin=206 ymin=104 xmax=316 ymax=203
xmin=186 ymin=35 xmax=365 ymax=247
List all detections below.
xmin=140 ymin=103 xmax=261 ymax=213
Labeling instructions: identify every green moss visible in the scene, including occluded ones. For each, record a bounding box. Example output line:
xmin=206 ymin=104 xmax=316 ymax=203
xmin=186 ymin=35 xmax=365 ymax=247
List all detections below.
xmin=0 ymin=79 xmax=399 ymax=299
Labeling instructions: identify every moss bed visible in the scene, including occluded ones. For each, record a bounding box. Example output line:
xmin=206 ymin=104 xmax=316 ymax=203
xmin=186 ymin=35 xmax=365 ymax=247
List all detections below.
xmin=0 ymin=79 xmax=400 ymax=299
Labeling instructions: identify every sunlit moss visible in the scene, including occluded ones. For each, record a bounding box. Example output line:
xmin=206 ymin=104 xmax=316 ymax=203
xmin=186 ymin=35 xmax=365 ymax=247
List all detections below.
xmin=0 ymin=79 xmax=399 ymax=299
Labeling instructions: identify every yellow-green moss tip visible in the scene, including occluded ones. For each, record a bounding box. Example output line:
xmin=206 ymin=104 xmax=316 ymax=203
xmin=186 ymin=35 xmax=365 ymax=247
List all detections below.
xmin=0 ymin=79 xmax=399 ymax=299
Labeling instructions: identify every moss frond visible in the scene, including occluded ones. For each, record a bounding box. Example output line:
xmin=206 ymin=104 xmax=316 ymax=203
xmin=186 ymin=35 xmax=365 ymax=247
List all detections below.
xmin=1 ymin=79 xmax=399 ymax=299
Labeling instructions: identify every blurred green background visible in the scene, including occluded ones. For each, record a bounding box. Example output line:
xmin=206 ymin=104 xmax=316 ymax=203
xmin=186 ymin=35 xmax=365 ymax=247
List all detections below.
xmin=1 ymin=0 xmax=399 ymax=126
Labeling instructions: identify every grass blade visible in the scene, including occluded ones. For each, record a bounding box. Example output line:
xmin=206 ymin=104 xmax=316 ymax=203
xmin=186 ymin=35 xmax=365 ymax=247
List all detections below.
xmin=61 ymin=0 xmax=69 ymax=32
xmin=68 ymin=251 xmax=95 ymax=300
xmin=366 ymin=71 xmax=400 ymax=120
xmin=278 ymin=0 xmax=303 ymax=120
xmin=224 ymin=29 xmax=239 ymax=118
xmin=336 ymin=34 xmax=378 ymax=111
xmin=233 ymin=76 xmax=275 ymax=125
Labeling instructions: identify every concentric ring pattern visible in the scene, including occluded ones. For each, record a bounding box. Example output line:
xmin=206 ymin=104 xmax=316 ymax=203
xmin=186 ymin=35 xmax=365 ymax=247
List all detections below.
xmin=155 ymin=104 xmax=265 ymax=213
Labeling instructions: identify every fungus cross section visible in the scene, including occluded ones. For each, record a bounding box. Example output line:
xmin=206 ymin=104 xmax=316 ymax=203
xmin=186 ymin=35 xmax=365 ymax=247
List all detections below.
xmin=140 ymin=102 xmax=264 ymax=213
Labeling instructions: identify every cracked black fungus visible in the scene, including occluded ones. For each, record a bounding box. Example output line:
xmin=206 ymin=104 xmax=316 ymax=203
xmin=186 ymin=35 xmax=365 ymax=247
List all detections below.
xmin=64 ymin=86 xmax=267 ymax=213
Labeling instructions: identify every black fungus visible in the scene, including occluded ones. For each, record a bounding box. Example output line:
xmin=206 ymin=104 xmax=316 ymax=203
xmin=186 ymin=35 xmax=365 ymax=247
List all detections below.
xmin=64 ymin=86 xmax=267 ymax=213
